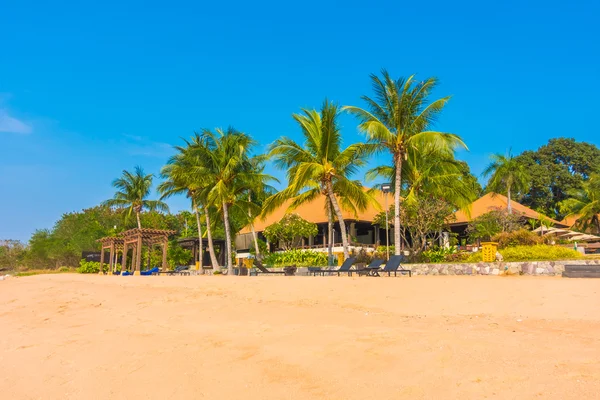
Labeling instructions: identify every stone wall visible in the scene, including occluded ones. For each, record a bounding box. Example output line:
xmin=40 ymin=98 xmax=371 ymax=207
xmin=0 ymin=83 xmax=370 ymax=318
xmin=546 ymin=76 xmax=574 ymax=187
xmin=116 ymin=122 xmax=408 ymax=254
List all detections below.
xmin=288 ymin=259 xmax=600 ymax=276
xmin=402 ymin=259 xmax=600 ymax=276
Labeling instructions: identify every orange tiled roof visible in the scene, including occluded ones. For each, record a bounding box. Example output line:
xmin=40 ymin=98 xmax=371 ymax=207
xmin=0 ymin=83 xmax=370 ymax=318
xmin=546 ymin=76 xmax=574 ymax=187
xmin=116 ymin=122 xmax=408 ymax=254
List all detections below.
xmin=452 ymin=192 xmax=565 ymax=226
xmin=561 ymin=213 xmax=600 ymax=229
xmin=240 ymin=189 xmax=387 ymax=234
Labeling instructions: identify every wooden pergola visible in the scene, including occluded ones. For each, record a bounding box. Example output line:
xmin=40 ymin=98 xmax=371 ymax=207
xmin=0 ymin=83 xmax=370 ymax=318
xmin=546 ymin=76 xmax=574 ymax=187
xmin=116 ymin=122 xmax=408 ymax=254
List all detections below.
xmin=98 ymin=228 xmax=175 ymax=275
xmin=97 ymin=236 xmax=124 ymax=275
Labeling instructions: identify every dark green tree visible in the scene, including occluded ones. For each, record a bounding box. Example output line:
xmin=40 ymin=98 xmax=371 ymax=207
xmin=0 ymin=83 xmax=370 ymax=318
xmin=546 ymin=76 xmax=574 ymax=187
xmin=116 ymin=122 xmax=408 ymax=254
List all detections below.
xmin=515 ymin=138 xmax=600 ymax=219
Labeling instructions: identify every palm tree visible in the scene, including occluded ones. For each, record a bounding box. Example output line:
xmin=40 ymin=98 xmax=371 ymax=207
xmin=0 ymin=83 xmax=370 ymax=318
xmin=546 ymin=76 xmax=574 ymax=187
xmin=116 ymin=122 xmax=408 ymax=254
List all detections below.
xmin=244 ymin=156 xmax=277 ymax=261
xmin=560 ymin=174 xmax=600 ymax=233
xmin=483 ymin=150 xmax=530 ymax=213
xmin=344 ymin=70 xmax=465 ymax=255
xmin=267 ymin=99 xmax=376 ymax=259
xmin=158 ymin=149 xmax=207 ymax=267
xmin=103 ymin=166 xmax=169 ymax=229
xmin=191 ymin=127 xmax=266 ymax=275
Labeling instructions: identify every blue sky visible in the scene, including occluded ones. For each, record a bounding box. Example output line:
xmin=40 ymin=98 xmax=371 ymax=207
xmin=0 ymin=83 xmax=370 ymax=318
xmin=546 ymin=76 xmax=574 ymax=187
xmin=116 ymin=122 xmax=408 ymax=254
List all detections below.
xmin=1 ymin=0 xmax=599 ymax=241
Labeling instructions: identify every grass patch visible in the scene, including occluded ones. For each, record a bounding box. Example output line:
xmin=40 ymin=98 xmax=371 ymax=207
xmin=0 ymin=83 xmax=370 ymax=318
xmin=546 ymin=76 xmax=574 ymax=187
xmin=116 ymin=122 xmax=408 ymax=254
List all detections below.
xmin=13 ymin=268 xmax=77 ymax=277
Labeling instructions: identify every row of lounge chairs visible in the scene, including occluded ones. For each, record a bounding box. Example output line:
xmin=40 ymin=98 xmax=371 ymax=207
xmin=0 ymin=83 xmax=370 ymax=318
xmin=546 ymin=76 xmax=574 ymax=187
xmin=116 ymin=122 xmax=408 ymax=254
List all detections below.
xmin=307 ymin=255 xmax=411 ymax=277
xmin=252 ymin=256 xmax=411 ymax=277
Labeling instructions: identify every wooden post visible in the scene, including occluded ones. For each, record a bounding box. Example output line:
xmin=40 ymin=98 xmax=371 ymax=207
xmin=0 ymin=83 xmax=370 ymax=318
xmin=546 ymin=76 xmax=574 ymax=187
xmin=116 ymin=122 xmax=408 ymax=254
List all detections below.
xmin=135 ymin=234 xmax=142 ymax=275
xmin=99 ymin=246 xmax=105 ymax=275
xmin=147 ymin=244 xmax=152 ymax=270
xmin=108 ymin=242 xmax=115 ymax=275
xmin=162 ymin=239 xmax=168 ymax=271
xmin=122 ymin=242 xmax=128 ymax=275
xmin=130 ymin=243 xmax=136 ymax=274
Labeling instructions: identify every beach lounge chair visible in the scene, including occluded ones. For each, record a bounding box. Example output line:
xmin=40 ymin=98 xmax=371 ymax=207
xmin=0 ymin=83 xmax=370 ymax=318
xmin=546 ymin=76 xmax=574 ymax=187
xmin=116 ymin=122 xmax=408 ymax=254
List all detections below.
xmin=252 ymin=262 xmax=297 ymax=276
xmin=309 ymin=257 xmax=356 ymax=276
xmin=355 ymin=259 xmax=385 ymax=276
xmin=159 ymin=265 xmax=190 ymax=275
xmin=140 ymin=267 xmax=159 ymax=276
xmin=377 ymin=255 xmax=411 ymax=277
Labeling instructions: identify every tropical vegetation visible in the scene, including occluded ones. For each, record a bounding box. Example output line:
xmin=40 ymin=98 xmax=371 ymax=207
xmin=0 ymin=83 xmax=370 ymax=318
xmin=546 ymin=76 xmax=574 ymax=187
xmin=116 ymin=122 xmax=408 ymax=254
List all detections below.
xmin=4 ymin=69 xmax=600 ymax=273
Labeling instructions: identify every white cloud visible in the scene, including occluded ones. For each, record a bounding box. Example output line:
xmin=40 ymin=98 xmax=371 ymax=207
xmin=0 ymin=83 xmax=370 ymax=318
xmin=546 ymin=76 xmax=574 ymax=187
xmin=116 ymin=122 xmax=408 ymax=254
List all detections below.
xmin=0 ymin=109 xmax=32 ymax=134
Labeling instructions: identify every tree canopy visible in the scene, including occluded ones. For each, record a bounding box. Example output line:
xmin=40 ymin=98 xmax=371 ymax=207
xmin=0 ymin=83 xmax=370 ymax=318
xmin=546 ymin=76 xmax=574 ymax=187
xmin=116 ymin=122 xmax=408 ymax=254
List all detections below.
xmin=515 ymin=138 xmax=600 ymax=219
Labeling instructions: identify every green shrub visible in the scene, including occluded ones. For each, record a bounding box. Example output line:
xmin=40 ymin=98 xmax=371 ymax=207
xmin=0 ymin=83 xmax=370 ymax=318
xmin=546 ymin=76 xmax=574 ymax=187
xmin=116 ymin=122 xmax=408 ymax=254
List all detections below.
xmin=77 ymin=259 xmax=108 ymax=274
xmin=422 ymin=246 xmax=457 ymax=263
xmin=492 ymin=229 xmax=543 ymax=248
xmin=376 ymin=245 xmax=395 ymax=255
xmin=263 ymin=249 xmax=328 ymax=267
xmin=462 ymin=245 xmax=582 ymax=263
xmin=499 ymin=245 xmax=582 ymax=262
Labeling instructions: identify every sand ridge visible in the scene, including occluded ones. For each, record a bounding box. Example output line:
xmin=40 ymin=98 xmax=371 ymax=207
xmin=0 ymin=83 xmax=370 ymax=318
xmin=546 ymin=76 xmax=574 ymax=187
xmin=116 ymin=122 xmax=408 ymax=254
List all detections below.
xmin=1 ymin=274 xmax=599 ymax=399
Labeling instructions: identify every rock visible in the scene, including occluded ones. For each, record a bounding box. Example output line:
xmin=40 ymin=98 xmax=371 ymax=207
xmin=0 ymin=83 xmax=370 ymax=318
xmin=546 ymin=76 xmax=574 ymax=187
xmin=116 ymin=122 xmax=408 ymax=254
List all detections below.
xmin=464 ymin=267 xmax=471 ymax=275
xmin=554 ymin=264 xmax=565 ymax=274
xmin=546 ymin=265 xmax=554 ymax=274
xmin=430 ymin=268 xmax=439 ymax=276
xmin=440 ymin=266 xmax=449 ymax=275
xmin=483 ymin=266 xmax=490 ymax=275
xmin=522 ymin=263 xmax=534 ymax=275
xmin=506 ymin=265 xmax=520 ymax=275
xmin=455 ymin=269 xmax=463 ymax=275
xmin=495 ymin=251 xmax=503 ymax=261
xmin=535 ymin=267 xmax=545 ymax=275
xmin=491 ymin=268 xmax=500 ymax=275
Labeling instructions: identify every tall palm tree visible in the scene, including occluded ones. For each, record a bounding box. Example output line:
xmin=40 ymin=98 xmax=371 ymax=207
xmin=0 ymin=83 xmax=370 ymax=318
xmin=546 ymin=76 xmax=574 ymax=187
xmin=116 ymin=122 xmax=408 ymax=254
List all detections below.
xmin=267 ymin=99 xmax=376 ymax=259
xmin=103 ymin=166 xmax=169 ymax=229
xmin=244 ymin=156 xmax=277 ymax=261
xmin=158 ymin=149 xmax=207 ymax=267
xmin=191 ymin=127 xmax=266 ymax=275
xmin=560 ymin=174 xmax=600 ymax=233
xmin=344 ymin=70 xmax=465 ymax=255
xmin=483 ymin=150 xmax=530 ymax=213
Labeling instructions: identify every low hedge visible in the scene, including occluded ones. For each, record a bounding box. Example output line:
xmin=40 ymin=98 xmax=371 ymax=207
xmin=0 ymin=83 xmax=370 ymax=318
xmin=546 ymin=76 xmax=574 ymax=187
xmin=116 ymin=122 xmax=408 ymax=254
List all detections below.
xmin=463 ymin=245 xmax=582 ymax=263
xmin=263 ymin=249 xmax=328 ymax=267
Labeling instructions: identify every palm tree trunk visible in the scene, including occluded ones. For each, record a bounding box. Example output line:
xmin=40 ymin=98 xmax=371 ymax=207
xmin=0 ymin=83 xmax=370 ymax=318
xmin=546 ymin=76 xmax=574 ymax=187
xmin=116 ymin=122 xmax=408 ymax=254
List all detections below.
xmin=394 ymin=154 xmax=402 ymax=255
xmin=248 ymin=193 xmax=261 ymax=261
xmin=193 ymin=200 xmax=203 ymax=267
xmin=222 ymin=201 xmax=234 ymax=275
xmin=507 ymin=185 xmax=512 ymax=214
xmin=326 ymin=181 xmax=349 ymax=259
xmin=204 ymin=205 xmax=220 ymax=270
xmin=136 ymin=211 xmax=142 ymax=229
xmin=327 ymin=199 xmax=333 ymax=265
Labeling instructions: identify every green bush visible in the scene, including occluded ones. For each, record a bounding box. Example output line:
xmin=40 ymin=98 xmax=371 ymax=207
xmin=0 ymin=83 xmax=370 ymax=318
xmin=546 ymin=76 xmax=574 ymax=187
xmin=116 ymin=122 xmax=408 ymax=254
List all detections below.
xmin=463 ymin=245 xmax=582 ymax=263
xmin=500 ymin=245 xmax=582 ymax=262
xmin=422 ymin=246 xmax=457 ymax=263
xmin=492 ymin=229 xmax=543 ymax=248
xmin=77 ymin=259 xmax=105 ymax=274
xmin=376 ymin=245 xmax=395 ymax=255
xmin=263 ymin=249 xmax=328 ymax=267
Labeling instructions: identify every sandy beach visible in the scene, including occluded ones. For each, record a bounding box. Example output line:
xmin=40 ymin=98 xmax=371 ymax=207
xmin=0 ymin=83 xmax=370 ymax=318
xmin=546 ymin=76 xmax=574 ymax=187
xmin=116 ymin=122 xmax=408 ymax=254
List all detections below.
xmin=1 ymin=274 xmax=599 ymax=399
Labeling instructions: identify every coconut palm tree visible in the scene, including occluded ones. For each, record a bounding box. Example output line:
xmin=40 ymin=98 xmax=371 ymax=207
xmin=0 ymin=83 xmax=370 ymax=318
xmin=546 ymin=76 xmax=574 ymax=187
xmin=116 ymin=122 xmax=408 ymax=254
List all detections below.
xmin=483 ymin=150 xmax=530 ymax=213
xmin=560 ymin=174 xmax=600 ymax=233
xmin=244 ymin=156 xmax=277 ymax=261
xmin=267 ymin=99 xmax=377 ymax=259
xmin=344 ymin=70 xmax=465 ymax=255
xmin=103 ymin=166 xmax=169 ymax=229
xmin=158 ymin=148 xmax=208 ymax=267
xmin=191 ymin=127 xmax=267 ymax=275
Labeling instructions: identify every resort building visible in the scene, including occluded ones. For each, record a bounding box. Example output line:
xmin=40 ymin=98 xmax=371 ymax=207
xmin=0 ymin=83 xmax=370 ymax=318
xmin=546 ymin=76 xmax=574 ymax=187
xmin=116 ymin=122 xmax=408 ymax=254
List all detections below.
xmin=235 ymin=190 xmax=391 ymax=257
xmin=449 ymin=192 xmax=567 ymax=244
